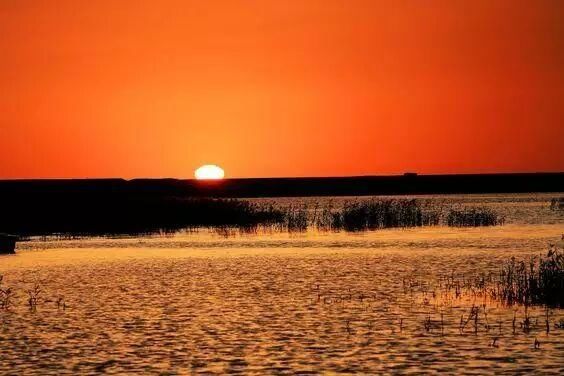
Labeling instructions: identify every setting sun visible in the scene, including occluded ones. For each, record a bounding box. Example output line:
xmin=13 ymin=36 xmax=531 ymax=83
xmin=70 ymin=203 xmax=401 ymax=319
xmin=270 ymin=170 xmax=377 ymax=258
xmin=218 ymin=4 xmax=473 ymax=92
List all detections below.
xmin=194 ymin=165 xmax=225 ymax=180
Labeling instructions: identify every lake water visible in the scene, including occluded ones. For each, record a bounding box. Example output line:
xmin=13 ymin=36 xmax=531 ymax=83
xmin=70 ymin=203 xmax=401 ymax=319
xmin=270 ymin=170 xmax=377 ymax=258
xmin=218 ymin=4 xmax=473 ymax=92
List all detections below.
xmin=1 ymin=193 xmax=563 ymax=374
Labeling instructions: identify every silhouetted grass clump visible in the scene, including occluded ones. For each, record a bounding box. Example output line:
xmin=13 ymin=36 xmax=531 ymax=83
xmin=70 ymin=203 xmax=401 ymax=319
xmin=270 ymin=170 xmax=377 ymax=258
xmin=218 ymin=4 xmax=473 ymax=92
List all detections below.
xmin=284 ymin=206 xmax=309 ymax=232
xmin=286 ymin=200 xmax=498 ymax=232
xmin=0 ymin=275 xmax=14 ymax=310
xmin=310 ymin=204 xmax=343 ymax=231
xmin=330 ymin=199 xmax=426 ymax=231
xmin=421 ymin=209 xmax=443 ymax=227
xmin=497 ymin=249 xmax=564 ymax=308
xmin=446 ymin=207 xmax=504 ymax=227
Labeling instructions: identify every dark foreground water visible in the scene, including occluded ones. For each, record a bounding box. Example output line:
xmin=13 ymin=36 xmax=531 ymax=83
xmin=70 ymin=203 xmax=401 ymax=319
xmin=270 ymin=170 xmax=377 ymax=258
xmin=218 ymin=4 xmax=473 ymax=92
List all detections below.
xmin=1 ymin=193 xmax=563 ymax=374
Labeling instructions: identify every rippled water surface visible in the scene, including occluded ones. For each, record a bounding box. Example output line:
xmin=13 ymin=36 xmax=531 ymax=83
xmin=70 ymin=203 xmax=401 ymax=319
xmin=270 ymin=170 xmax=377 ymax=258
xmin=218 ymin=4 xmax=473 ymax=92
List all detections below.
xmin=1 ymin=194 xmax=563 ymax=374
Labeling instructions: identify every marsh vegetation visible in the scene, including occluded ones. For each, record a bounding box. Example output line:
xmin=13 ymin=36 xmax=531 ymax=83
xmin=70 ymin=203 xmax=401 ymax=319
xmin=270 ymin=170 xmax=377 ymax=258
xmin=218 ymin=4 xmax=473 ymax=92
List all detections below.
xmin=1 ymin=196 xmax=506 ymax=238
xmin=497 ymin=248 xmax=564 ymax=308
xmin=446 ymin=207 xmax=504 ymax=227
xmin=1 ymin=194 xmax=562 ymax=373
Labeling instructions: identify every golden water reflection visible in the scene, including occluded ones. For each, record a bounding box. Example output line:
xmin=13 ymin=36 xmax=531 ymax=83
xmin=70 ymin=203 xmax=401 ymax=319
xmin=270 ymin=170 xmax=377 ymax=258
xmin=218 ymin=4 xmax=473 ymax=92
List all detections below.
xmin=0 ymin=224 xmax=563 ymax=374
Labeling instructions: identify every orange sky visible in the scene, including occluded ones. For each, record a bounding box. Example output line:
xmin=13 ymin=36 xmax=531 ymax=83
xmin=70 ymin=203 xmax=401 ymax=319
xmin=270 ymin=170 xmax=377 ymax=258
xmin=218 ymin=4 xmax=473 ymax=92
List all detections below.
xmin=1 ymin=0 xmax=563 ymax=179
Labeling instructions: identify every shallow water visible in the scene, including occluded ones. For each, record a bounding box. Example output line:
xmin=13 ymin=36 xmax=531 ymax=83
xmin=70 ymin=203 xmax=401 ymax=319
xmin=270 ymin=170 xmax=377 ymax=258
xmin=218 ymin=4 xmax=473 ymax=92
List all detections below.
xmin=1 ymin=193 xmax=563 ymax=374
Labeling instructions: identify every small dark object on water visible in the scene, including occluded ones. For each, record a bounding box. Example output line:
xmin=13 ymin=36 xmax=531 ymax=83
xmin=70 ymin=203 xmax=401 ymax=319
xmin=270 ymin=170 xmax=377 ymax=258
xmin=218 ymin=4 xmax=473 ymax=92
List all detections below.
xmin=550 ymin=197 xmax=564 ymax=210
xmin=0 ymin=233 xmax=17 ymax=254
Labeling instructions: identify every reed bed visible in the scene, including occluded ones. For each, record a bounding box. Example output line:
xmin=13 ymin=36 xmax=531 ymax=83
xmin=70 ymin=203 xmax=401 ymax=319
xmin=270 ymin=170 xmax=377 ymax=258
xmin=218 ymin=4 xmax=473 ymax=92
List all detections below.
xmin=411 ymin=245 xmax=564 ymax=310
xmin=1 ymin=196 xmax=505 ymax=237
xmin=288 ymin=200 xmax=498 ymax=232
xmin=446 ymin=207 xmax=504 ymax=227
xmin=497 ymin=248 xmax=564 ymax=308
xmin=284 ymin=206 xmax=309 ymax=232
xmin=324 ymin=199 xmax=428 ymax=231
xmin=1 ymin=197 xmax=286 ymax=237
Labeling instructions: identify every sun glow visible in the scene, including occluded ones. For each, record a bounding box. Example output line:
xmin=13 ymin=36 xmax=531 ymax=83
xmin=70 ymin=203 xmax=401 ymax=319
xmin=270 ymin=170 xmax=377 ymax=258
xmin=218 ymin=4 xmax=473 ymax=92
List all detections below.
xmin=194 ymin=165 xmax=225 ymax=180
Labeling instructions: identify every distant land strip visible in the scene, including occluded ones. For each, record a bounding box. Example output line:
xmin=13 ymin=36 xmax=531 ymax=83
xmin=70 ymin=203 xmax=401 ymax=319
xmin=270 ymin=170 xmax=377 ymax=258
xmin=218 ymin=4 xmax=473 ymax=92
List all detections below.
xmin=1 ymin=172 xmax=563 ymax=198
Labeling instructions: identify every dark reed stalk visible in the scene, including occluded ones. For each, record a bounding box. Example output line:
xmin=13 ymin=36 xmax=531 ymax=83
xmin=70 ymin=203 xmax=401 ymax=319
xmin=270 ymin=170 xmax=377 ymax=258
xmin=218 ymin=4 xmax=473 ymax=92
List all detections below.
xmin=27 ymin=282 xmax=41 ymax=312
xmin=0 ymin=275 xmax=14 ymax=310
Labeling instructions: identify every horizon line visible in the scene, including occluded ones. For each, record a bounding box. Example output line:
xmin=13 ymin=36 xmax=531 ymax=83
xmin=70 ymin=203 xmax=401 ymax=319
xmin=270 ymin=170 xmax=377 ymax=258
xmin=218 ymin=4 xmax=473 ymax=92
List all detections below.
xmin=1 ymin=171 xmax=563 ymax=182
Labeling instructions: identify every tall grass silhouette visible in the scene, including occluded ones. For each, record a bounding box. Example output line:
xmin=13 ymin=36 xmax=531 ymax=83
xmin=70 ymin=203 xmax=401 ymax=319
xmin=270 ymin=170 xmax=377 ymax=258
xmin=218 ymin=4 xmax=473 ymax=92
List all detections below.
xmin=497 ymin=248 xmax=564 ymax=308
xmin=446 ymin=207 xmax=504 ymax=227
xmin=326 ymin=199 xmax=430 ymax=231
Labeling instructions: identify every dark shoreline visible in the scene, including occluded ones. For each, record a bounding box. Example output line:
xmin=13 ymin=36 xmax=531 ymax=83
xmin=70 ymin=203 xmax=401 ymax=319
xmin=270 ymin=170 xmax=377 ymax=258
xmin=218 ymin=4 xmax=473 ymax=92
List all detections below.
xmin=1 ymin=172 xmax=562 ymax=198
xmin=3 ymin=172 xmax=558 ymax=237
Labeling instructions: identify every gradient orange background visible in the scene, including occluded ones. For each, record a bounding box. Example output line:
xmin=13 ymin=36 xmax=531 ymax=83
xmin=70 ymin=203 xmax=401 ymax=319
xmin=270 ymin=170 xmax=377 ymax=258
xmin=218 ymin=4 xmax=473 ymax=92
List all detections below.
xmin=1 ymin=0 xmax=563 ymax=179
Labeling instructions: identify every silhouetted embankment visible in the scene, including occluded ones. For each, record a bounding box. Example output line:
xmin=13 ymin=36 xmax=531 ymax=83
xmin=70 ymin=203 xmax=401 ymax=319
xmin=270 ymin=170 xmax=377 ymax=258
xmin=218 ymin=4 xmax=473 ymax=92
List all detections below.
xmin=0 ymin=172 xmax=562 ymax=199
